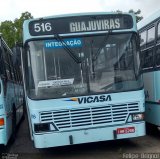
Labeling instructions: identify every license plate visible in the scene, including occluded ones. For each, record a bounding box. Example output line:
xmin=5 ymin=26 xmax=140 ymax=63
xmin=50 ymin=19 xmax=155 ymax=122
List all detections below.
xmin=116 ymin=127 xmax=135 ymax=134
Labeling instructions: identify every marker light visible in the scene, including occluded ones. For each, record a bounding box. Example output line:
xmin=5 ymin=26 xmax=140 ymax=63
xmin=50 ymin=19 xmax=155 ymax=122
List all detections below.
xmin=132 ymin=113 xmax=144 ymax=121
xmin=0 ymin=118 xmax=4 ymax=126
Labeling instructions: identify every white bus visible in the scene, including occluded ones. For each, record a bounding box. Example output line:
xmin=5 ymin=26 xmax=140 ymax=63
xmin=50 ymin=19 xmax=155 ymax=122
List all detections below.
xmin=22 ymin=12 xmax=145 ymax=148
xmin=0 ymin=36 xmax=24 ymax=145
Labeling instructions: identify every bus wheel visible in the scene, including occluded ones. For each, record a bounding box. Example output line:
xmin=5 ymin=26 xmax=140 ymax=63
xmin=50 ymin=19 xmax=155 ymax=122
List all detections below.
xmin=10 ymin=106 xmax=16 ymax=143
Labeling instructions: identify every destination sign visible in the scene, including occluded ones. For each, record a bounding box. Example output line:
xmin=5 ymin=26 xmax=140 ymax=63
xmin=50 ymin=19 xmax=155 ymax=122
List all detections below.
xmin=29 ymin=14 xmax=133 ymax=36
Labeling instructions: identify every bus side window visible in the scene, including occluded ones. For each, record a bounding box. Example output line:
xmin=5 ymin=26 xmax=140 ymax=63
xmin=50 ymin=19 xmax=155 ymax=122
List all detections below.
xmin=3 ymin=47 xmax=12 ymax=81
xmin=0 ymin=47 xmax=7 ymax=95
xmin=142 ymin=49 xmax=154 ymax=69
xmin=158 ymin=22 xmax=160 ymax=39
xmin=147 ymin=26 xmax=155 ymax=43
xmin=156 ymin=46 xmax=160 ymax=66
xmin=0 ymin=47 xmax=7 ymax=76
xmin=140 ymin=31 xmax=147 ymax=46
xmin=0 ymin=48 xmax=4 ymax=75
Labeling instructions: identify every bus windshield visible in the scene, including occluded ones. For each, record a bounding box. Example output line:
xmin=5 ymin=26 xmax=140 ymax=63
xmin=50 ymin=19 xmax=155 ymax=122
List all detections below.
xmin=25 ymin=33 xmax=143 ymax=100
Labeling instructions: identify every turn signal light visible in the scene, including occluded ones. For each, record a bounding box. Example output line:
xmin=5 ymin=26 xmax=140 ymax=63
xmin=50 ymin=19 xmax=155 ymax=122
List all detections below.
xmin=0 ymin=118 xmax=4 ymax=126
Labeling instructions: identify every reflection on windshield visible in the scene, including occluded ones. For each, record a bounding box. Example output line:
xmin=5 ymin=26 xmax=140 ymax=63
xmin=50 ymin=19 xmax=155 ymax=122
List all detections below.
xmin=24 ymin=33 xmax=143 ymax=99
xmin=54 ymin=34 xmax=82 ymax=63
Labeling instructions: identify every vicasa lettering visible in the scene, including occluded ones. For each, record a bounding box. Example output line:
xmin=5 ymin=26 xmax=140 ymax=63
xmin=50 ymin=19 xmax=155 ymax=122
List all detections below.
xmin=70 ymin=95 xmax=112 ymax=104
xmin=70 ymin=19 xmax=120 ymax=32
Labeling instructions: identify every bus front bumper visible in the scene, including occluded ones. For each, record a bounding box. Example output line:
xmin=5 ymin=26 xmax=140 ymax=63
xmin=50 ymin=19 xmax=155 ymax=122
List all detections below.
xmin=33 ymin=122 xmax=145 ymax=148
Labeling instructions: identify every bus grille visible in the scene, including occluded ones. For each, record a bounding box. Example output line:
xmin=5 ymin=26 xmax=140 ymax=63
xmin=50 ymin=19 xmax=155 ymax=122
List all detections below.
xmin=40 ymin=102 xmax=139 ymax=131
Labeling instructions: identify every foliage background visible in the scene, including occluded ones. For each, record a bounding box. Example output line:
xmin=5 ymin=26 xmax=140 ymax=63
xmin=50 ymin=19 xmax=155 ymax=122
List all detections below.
xmin=0 ymin=12 xmax=33 ymax=48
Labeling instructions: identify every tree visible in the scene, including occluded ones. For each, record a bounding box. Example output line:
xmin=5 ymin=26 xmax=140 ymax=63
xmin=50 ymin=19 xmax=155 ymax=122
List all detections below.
xmin=0 ymin=11 xmax=33 ymax=48
xmin=14 ymin=12 xmax=33 ymax=44
xmin=0 ymin=20 xmax=15 ymax=48
xmin=128 ymin=9 xmax=143 ymax=23
xmin=116 ymin=9 xmax=143 ymax=23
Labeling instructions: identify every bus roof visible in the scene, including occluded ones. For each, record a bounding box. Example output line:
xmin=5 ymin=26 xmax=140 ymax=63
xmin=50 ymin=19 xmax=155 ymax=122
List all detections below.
xmin=24 ymin=12 xmax=134 ymax=23
xmin=138 ymin=9 xmax=160 ymax=31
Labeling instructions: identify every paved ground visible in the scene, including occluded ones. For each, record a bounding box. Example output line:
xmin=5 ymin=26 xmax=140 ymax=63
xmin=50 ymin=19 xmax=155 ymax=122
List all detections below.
xmin=1 ymin=116 xmax=160 ymax=159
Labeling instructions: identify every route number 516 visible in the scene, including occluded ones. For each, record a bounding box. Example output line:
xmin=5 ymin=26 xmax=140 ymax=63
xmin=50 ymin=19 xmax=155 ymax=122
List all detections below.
xmin=34 ymin=22 xmax=52 ymax=32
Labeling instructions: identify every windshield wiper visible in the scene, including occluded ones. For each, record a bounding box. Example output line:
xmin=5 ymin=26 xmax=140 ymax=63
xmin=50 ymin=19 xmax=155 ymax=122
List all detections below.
xmin=54 ymin=34 xmax=81 ymax=63
xmin=93 ymin=30 xmax=112 ymax=61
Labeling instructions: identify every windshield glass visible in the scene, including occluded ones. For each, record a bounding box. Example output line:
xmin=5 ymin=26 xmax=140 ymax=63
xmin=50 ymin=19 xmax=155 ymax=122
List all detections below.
xmin=24 ymin=33 xmax=143 ymax=100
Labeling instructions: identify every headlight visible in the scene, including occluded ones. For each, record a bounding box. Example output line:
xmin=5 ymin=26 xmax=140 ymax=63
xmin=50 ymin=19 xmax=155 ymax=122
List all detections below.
xmin=34 ymin=123 xmax=58 ymax=133
xmin=34 ymin=123 xmax=50 ymax=133
xmin=132 ymin=113 xmax=144 ymax=121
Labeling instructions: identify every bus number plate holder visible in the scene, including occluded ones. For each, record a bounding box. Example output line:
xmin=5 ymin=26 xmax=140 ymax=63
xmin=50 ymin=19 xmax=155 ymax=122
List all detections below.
xmin=116 ymin=127 xmax=135 ymax=134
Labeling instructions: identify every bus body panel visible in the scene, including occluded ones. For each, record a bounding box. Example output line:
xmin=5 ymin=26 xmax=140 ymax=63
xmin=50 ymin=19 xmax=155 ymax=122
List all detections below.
xmin=155 ymin=71 xmax=160 ymax=101
xmin=0 ymin=79 xmax=24 ymax=145
xmin=0 ymin=80 xmax=7 ymax=145
xmin=146 ymin=103 xmax=160 ymax=126
xmin=34 ymin=122 xmax=145 ymax=148
xmin=143 ymin=71 xmax=160 ymax=126
xmin=143 ymin=70 xmax=160 ymax=102
xmin=27 ymin=90 xmax=145 ymax=148
xmin=27 ymin=90 xmax=145 ymax=122
xmin=0 ymin=125 xmax=6 ymax=145
xmin=143 ymin=72 xmax=155 ymax=102
xmin=0 ymin=83 xmax=11 ymax=145
xmin=1 ymin=80 xmax=14 ymax=144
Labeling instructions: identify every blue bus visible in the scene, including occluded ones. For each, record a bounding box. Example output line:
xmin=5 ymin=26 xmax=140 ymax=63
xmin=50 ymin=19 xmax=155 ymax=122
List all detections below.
xmin=0 ymin=35 xmax=24 ymax=145
xmin=138 ymin=10 xmax=160 ymax=128
xmin=22 ymin=12 xmax=145 ymax=148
